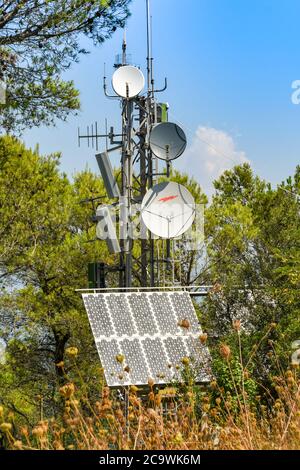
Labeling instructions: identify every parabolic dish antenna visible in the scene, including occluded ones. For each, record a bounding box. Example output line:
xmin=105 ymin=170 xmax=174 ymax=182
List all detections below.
xmin=141 ymin=181 xmax=195 ymax=239
xmin=149 ymin=122 xmax=187 ymax=161
xmin=112 ymin=65 xmax=145 ymax=98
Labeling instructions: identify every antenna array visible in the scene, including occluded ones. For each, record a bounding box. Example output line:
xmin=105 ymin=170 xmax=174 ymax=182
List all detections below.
xmin=78 ymin=0 xmax=195 ymax=290
xmin=77 ymin=1 xmax=213 ymax=391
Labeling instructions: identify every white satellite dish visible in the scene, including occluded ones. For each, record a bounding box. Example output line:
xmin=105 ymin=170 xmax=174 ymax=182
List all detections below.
xmin=141 ymin=182 xmax=195 ymax=239
xmin=149 ymin=122 xmax=187 ymax=161
xmin=112 ymin=65 xmax=145 ymax=98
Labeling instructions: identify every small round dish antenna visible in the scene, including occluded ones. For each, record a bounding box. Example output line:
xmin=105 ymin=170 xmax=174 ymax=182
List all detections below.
xmin=112 ymin=65 xmax=145 ymax=98
xmin=141 ymin=181 xmax=195 ymax=239
xmin=149 ymin=123 xmax=187 ymax=161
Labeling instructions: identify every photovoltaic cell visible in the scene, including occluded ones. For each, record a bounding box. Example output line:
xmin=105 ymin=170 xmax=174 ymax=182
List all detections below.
xmin=163 ymin=336 xmax=188 ymax=381
xmin=170 ymin=292 xmax=200 ymax=333
xmin=142 ymin=337 xmax=172 ymax=383
xmin=83 ymin=295 xmax=114 ymax=337
xmin=82 ymin=291 xmax=211 ymax=387
xmin=127 ymin=294 xmax=158 ymax=336
xmin=183 ymin=336 xmax=212 ymax=382
xmin=96 ymin=339 xmax=124 ymax=386
xmin=120 ymin=338 xmax=150 ymax=384
xmin=106 ymin=294 xmax=137 ymax=336
xmin=149 ymin=293 xmax=179 ymax=335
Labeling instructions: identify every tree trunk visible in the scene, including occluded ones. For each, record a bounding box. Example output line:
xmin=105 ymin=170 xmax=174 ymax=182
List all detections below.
xmin=53 ymin=328 xmax=70 ymax=383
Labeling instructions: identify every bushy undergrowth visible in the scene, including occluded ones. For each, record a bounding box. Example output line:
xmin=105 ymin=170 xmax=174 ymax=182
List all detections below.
xmin=1 ymin=327 xmax=299 ymax=450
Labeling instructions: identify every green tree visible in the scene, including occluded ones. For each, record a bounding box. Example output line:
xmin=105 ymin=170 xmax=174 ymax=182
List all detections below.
xmin=0 ymin=0 xmax=130 ymax=132
xmin=0 ymin=135 xmax=115 ymax=420
xmin=202 ymin=163 xmax=300 ymax=388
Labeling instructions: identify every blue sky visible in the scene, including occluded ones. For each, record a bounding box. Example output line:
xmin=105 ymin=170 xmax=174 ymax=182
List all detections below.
xmin=23 ymin=0 xmax=300 ymax=195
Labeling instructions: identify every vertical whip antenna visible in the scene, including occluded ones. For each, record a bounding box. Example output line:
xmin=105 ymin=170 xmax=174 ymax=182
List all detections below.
xmin=150 ymin=13 xmax=154 ymax=94
xmin=146 ymin=0 xmax=152 ymax=96
xmin=122 ymin=28 xmax=127 ymax=65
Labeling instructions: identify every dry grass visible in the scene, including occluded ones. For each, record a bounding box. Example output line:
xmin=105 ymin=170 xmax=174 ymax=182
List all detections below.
xmin=1 ymin=335 xmax=300 ymax=450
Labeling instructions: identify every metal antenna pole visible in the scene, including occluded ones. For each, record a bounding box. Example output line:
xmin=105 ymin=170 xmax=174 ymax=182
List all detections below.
xmin=121 ymin=96 xmax=133 ymax=288
xmin=145 ymin=0 xmax=156 ymax=287
xmin=126 ymin=100 xmax=133 ymax=288
xmin=123 ymin=35 xmax=132 ymax=287
xmin=122 ymin=28 xmax=127 ymax=65
xmin=119 ymin=35 xmax=132 ymax=288
xmin=139 ymin=97 xmax=149 ymax=287
xmin=146 ymin=0 xmax=152 ymax=95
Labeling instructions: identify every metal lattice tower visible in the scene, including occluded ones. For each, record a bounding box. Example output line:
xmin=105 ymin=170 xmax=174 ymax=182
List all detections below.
xmin=79 ymin=0 xmax=170 ymax=289
xmin=79 ymin=0 xmax=198 ymax=291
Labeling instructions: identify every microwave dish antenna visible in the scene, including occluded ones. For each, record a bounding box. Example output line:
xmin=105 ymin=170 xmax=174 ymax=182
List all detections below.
xmin=112 ymin=65 xmax=145 ymax=98
xmin=141 ymin=181 xmax=195 ymax=239
xmin=149 ymin=122 xmax=187 ymax=161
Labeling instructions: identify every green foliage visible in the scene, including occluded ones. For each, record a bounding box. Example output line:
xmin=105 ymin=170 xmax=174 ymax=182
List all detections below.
xmin=202 ymin=162 xmax=300 ymax=390
xmin=0 ymin=135 xmax=109 ymax=420
xmin=0 ymin=1 xmax=131 ymax=132
xmin=0 ymin=136 xmax=299 ymax=428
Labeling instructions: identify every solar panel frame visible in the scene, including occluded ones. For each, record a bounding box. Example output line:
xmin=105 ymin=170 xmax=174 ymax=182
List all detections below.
xmin=82 ymin=291 xmax=212 ymax=387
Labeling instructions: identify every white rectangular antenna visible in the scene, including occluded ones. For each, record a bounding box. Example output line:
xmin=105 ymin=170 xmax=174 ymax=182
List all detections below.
xmin=96 ymin=152 xmax=120 ymax=199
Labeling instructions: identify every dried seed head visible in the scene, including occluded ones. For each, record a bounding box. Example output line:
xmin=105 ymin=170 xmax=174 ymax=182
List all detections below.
xmin=181 ymin=357 xmax=190 ymax=366
xmin=116 ymin=354 xmax=125 ymax=364
xmin=199 ymin=333 xmax=208 ymax=344
xmin=147 ymin=408 xmax=159 ymax=420
xmin=148 ymin=378 xmax=155 ymax=387
xmin=178 ymin=319 xmax=190 ymax=329
xmin=174 ymin=432 xmax=184 ymax=444
xmin=220 ymin=344 xmax=231 ymax=360
xmin=13 ymin=440 xmax=23 ymax=450
xmin=210 ymin=380 xmax=217 ymax=389
xmin=0 ymin=422 xmax=12 ymax=433
xmin=20 ymin=426 xmax=28 ymax=436
xmin=53 ymin=440 xmax=64 ymax=450
xmin=59 ymin=383 xmax=75 ymax=398
xmin=233 ymin=319 xmax=241 ymax=332
xmin=65 ymin=347 xmax=78 ymax=357
xmin=32 ymin=426 xmax=44 ymax=437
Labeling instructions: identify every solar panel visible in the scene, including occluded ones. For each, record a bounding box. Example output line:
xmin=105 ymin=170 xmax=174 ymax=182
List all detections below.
xmin=82 ymin=291 xmax=211 ymax=387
